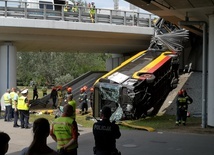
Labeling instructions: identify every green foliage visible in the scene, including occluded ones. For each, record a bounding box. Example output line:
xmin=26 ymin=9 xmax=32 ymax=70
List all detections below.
xmin=55 ymin=74 xmax=74 ymax=85
xmin=17 ymin=52 xmax=107 ymax=87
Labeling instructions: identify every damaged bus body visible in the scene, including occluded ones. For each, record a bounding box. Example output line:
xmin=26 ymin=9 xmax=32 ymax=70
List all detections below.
xmin=93 ymin=50 xmax=179 ymax=121
xmin=92 ymin=18 xmax=189 ymax=121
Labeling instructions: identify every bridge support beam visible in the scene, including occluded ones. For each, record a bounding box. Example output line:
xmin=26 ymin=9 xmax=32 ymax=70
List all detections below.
xmin=207 ymin=15 xmax=214 ymax=127
xmin=179 ymin=20 xmax=208 ymax=128
xmin=0 ymin=42 xmax=17 ymax=97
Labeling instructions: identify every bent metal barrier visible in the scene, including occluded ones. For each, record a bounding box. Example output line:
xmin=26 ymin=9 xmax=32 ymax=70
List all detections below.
xmin=0 ymin=0 xmax=155 ymax=27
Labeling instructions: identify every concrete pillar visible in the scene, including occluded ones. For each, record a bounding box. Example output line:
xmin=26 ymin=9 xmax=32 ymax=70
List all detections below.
xmin=106 ymin=54 xmax=124 ymax=71
xmin=0 ymin=42 xmax=17 ymax=97
xmin=207 ymin=15 xmax=214 ymax=127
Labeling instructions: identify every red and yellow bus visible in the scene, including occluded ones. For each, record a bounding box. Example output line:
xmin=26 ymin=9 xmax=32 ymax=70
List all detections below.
xmin=93 ymin=49 xmax=179 ymax=120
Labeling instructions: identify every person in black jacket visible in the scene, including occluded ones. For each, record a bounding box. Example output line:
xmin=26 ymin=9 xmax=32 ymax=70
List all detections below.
xmin=93 ymin=106 xmax=121 ymax=155
xmin=50 ymin=87 xmax=58 ymax=109
xmin=176 ymin=89 xmax=193 ymax=126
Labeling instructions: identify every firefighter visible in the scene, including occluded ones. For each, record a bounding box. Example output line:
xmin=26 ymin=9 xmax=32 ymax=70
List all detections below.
xmin=176 ymin=89 xmax=193 ymax=126
xmin=78 ymin=86 xmax=88 ymax=115
xmin=50 ymin=87 xmax=58 ymax=109
xmin=42 ymin=85 xmax=48 ymax=96
xmin=57 ymin=86 xmax=63 ymax=107
xmin=93 ymin=106 xmax=121 ymax=155
xmin=89 ymin=87 xmax=94 ymax=109
xmin=64 ymin=87 xmax=72 ymax=103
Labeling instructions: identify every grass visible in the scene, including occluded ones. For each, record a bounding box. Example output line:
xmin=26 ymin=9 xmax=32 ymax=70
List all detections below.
xmin=28 ymin=112 xmax=203 ymax=132
xmin=12 ymin=86 xmax=214 ymax=134
xmin=124 ymin=114 xmax=201 ymax=130
xmin=18 ymin=86 xmax=52 ymax=100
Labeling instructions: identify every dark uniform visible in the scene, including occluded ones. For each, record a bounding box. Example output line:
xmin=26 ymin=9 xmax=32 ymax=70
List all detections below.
xmin=79 ymin=88 xmax=88 ymax=114
xmin=93 ymin=106 xmax=121 ymax=155
xmin=176 ymin=89 xmax=193 ymax=125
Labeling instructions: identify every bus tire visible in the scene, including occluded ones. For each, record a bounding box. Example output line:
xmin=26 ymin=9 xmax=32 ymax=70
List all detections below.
xmin=140 ymin=74 xmax=155 ymax=83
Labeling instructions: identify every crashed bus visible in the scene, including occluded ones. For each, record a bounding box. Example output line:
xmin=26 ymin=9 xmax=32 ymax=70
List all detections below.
xmin=92 ymin=50 xmax=179 ymax=121
xmin=92 ymin=19 xmax=189 ymax=121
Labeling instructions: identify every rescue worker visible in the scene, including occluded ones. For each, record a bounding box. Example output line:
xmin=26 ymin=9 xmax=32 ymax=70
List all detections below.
xmin=3 ymin=89 xmax=12 ymax=122
xmin=67 ymin=94 xmax=76 ymax=120
xmin=64 ymin=1 xmax=69 ymax=12
xmin=89 ymin=87 xmax=94 ymax=109
xmin=89 ymin=2 xmax=96 ymax=23
xmin=17 ymin=89 xmax=30 ymax=129
xmin=93 ymin=106 xmax=121 ymax=155
xmin=42 ymin=85 xmax=48 ymax=96
xmin=72 ymin=2 xmax=78 ymax=12
xmin=63 ymin=87 xmax=72 ymax=104
xmin=33 ymin=85 xmax=38 ymax=100
xmin=78 ymin=86 xmax=88 ymax=115
xmin=10 ymin=88 xmax=20 ymax=127
xmin=50 ymin=104 xmax=78 ymax=155
xmin=57 ymin=86 xmax=63 ymax=107
xmin=50 ymin=87 xmax=58 ymax=109
xmin=176 ymin=89 xmax=193 ymax=126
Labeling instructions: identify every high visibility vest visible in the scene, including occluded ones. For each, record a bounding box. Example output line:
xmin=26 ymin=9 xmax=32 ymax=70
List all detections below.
xmin=90 ymin=6 xmax=95 ymax=15
xmin=68 ymin=100 xmax=76 ymax=119
xmin=177 ymin=96 xmax=187 ymax=110
xmin=72 ymin=6 xmax=78 ymax=12
xmin=42 ymin=87 xmax=47 ymax=93
xmin=10 ymin=92 xmax=18 ymax=108
xmin=53 ymin=117 xmax=77 ymax=150
xmin=4 ymin=93 xmax=11 ymax=105
xmin=17 ymin=96 xmax=29 ymax=110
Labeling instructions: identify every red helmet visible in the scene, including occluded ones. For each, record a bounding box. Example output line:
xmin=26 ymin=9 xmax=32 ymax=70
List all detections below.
xmin=67 ymin=87 xmax=72 ymax=93
xmin=178 ymin=90 xmax=183 ymax=95
xmin=181 ymin=89 xmax=187 ymax=95
xmin=83 ymin=85 xmax=87 ymax=91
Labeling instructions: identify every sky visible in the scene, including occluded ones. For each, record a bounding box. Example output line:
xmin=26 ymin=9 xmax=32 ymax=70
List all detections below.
xmin=85 ymin=0 xmax=151 ymax=13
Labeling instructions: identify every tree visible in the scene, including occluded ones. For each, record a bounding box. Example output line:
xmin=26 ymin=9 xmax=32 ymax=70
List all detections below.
xmin=17 ymin=52 xmax=107 ymax=86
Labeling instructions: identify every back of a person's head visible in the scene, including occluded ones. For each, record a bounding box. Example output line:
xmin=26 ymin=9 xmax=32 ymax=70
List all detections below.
xmin=0 ymin=132 xmax=10 ymax=155
xmin=63 ymin=104 xmax=74 ymax=117
xmin=101 ymin=106 xmax=112 ymax=119
xmin=33 ymin=118 xmax=50 ymax=138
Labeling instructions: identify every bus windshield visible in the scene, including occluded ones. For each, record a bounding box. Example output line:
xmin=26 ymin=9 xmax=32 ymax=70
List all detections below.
xmin=99 ymin=83 xmax=120 ymax=103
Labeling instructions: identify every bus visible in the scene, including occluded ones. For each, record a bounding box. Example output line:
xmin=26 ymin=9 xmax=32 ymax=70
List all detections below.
xmin=93 ymin=49 xmax=179 ymax=121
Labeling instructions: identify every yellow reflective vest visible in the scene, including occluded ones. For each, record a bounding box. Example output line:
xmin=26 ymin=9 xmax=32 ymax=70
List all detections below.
xmin=68 ymin=100 xmax=76 ymax=119
xmin=52 ymin=117 xmax=77 ymax=150
xmin=17 ymin=96 xmax=29 ymax=110
xmin=10 ymin=92 xmax=16 ymax=108
xmin=4 ymin=93 xmax=11 ymax=106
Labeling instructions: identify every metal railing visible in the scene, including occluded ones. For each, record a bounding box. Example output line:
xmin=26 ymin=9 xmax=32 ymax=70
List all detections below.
xmin=0 ymin=0 xmax=156 ymax=27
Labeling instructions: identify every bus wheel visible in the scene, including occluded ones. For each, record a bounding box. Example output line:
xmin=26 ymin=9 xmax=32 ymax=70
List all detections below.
xmin=140 ymin=74 xmax=155 ymax=83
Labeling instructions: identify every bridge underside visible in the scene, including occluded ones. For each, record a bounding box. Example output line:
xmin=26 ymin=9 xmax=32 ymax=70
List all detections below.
xmin=0 ymin=18 xmax=153 ymax=53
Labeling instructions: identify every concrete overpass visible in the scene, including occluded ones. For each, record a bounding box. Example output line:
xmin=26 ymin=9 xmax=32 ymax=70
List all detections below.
xmin=0 ymin=1 xmax=154 ymax=108
xmin=0 ymin=0 xmax=155 ymax=53
xmin=125 ymin=0 xmax=214 ymax=127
